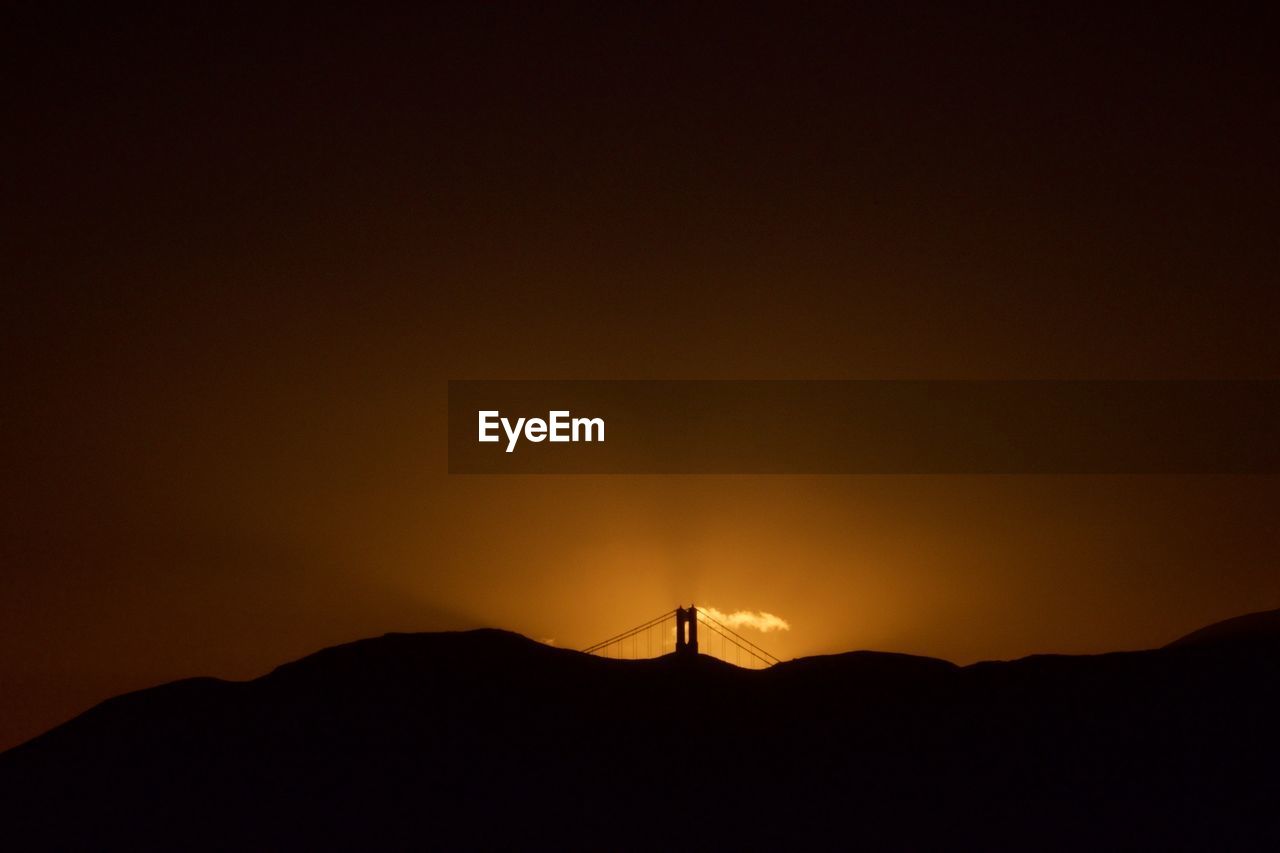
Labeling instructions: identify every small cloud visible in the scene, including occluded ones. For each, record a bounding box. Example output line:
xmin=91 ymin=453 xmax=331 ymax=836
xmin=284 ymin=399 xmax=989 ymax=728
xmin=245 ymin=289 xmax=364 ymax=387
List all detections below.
xmin=698 ymin=606 xmax=790 ymax=633
xmin=539 ymin=637 xmax=557 ymax=646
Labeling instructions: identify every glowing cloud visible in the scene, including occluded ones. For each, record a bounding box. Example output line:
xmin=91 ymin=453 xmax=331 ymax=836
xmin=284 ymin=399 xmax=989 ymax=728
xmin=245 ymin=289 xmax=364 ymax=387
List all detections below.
xmin=698 ymin=606 xmax=791 ymax=633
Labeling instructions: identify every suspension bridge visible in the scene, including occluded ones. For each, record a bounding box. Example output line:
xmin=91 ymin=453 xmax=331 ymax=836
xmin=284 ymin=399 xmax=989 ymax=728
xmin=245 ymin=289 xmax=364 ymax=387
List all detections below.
xmin=581 ymin=605 xmax=781 ymax=669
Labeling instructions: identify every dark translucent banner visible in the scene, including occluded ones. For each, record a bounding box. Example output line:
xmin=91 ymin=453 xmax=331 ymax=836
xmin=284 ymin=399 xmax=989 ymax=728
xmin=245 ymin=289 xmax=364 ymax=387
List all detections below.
xmin=447 ymin=380 xmax=1280 ymax=474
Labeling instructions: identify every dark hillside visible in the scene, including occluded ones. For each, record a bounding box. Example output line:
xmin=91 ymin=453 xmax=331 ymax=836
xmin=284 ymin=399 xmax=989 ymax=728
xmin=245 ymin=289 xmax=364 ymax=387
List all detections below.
xmin=2 ymin=623 xmax=1278 ymax=850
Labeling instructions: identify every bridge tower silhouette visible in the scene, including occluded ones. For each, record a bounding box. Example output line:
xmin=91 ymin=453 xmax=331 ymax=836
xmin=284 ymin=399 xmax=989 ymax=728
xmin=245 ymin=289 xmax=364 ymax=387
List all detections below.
xmin=582 ymin=605 xmax=780 ymax=669
xmin=675 ymin=605 xmax=698 ymax=655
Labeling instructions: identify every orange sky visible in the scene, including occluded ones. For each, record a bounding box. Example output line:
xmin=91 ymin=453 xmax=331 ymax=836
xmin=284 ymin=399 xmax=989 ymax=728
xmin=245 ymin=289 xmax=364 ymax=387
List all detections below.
xmin=4 ymin=5 xmax=1279 ymax=750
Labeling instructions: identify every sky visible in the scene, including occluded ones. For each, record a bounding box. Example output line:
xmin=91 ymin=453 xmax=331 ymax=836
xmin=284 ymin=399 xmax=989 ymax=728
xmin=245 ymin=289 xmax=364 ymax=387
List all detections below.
xmin=4 ymin=4 xmax=1279 ymax=750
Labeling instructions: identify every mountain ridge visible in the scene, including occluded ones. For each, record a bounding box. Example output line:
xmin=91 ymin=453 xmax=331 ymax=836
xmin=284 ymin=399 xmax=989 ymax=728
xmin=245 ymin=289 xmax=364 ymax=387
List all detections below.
xmin=10 ymin=611 xmax=1280 ymax=759
xmin=2 ymin=614 xmax=1278 ymax=850
xmin=1166 ymin=606 xmax=1280 ymax=648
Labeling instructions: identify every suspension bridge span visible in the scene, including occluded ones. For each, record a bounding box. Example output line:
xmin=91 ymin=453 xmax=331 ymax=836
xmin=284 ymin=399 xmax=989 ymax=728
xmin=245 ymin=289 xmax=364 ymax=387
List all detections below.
xmin=581 ymin=605 xmax=781 ymax=669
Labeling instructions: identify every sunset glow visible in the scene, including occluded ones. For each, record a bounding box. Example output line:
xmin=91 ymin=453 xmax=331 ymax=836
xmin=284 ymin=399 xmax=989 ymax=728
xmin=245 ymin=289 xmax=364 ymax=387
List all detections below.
xmin=698 ymin=607 xmax=791 ymax=634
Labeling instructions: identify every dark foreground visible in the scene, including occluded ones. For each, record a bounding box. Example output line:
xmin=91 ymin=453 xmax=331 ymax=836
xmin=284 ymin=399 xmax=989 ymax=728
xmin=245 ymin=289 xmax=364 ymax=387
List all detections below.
xmin=3 ymin=611 xmax=1279 ymax=851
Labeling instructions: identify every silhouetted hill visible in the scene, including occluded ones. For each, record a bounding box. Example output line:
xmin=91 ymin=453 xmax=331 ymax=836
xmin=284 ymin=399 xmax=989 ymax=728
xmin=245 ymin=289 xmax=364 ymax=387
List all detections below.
xmin=2 ymin=621 xmax=1279 ymax=851
xmin=1167 ymin=607 xmax=1280 ymax=648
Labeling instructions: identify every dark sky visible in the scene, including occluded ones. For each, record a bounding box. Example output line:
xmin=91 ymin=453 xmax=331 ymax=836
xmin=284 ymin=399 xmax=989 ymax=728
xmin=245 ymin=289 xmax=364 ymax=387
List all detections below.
xmin=4 ymin=4 xmax=1279 ymax=749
